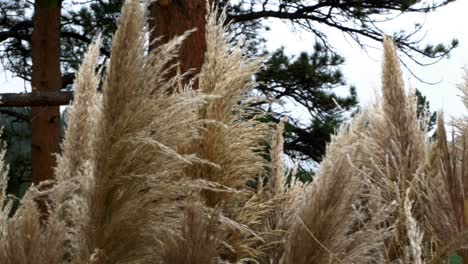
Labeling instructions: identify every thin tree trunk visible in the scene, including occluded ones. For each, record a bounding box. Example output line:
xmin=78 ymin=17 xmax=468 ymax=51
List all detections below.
xmin=149 ymin=0 xmax=211 ymax=89
xmin=31 ymin=0 xmax=62 ymax=184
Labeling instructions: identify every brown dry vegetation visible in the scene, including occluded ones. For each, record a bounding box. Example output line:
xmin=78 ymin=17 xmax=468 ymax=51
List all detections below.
xmin=1 ymin=0 xmax=468 ymax=263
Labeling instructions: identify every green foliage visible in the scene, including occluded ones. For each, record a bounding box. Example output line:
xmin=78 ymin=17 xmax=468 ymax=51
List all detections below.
xmin=290 ymin=167 xmax=314 ymax=183
xmin=0 ymin=1 xmax=33 ymax=81
xmin=0 ymin=108 xmax=31 ymax=204
xmin=37 ymin=0 xmax=60 ymax=8
xmin=60 ymin=0 xmax=122 ymax=78
xmin=415 ymin=89 xmax=437 ymax=131
xmin=256 ymin=46 xmax=357 ymax=164
xmin=449 ymin=253 xmax=463 ymax=264
xmin=0 ymin=108 xmax=67 ymax=203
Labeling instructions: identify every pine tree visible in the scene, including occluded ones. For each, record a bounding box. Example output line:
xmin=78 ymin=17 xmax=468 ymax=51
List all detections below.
xmin=256 ymin=45 xmax=357 ymax=165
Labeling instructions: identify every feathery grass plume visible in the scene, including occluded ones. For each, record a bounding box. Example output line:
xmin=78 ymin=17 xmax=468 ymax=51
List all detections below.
xmin=50 ymin=0 xmax=214 ymax=262
xmin=405 ymin=191 xmax=424 ymax=264
xmin=420 ymin=114 xmax=461 ymax=246
xmin=284 ymin=109 xmax=388 ymax=263
xmin=54 ymin=37 xmax=102 ymax=183
xmin=460 ymin=70 xmax=468 ymax=228
xmin=426 ymin=70 xmax=468 ymax=260
xmin=358 ymin=42 xmax=468 ymax=263
xmin=349 ymin=37 xmax=468 ymax=263
xmin=268 ymin=117 xmax=286 ymax=197
xmin=49 ymin=39 xmax=103 ymax=262
xmin=378 ymin=36 xmax=426 ymax=188
xmin=177 ymin=5 xmax=278 ymax=261
xmin=350 ymin=36 xmax=430 ymax=262
xmin=284 ymin=36 xmax=435 ymax=264
xmin=421 ymin=112 xmax=468 ymax=262
xmin=0 ymin=190 xmax=68 ymax=264
xmin=191 ymin=4 xmax=270 ymax=204
xmin=258 ymin=117 xmax=309 ymax=263
xmin=66 ymin=34 xmax=103 ymax=255
xmin=0 ymin=139 xmax=69 ymax=264
xmin=161 ymin=202 xmax=221 ymax=264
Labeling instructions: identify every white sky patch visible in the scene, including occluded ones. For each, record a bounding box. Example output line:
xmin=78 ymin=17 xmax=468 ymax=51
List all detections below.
xmin=0 ymin=68 xmax=29 ymax=93
xmin=262 ymin=0 xmax=468 ymax=120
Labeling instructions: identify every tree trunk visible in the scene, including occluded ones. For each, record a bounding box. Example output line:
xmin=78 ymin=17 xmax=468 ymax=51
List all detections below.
xmin=31 ymin=0 xmax=62 ymax=185
xmin=149 ymin=0 xmax=211 ymax=89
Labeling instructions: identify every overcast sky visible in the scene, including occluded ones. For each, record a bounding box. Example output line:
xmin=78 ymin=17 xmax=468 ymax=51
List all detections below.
xmin=263 ymin=0 xmax=468 ymax=120
xmin=1 ymin=1 xmax=468 ymax=120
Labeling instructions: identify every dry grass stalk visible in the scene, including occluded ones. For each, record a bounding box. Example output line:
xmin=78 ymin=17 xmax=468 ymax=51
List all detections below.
xmin=175 ymin=6 xmax=286 ymax=261
xmin=405 ymin=191 xmax=424 ymax=264
xmin=268 ymin=117 xmax=286 ymax=197
xmin=0 ymin=140 xmax=69 ymax=264
xmin=419 ymin=70 xmax=468 ymax=261
xmin=161 ymin=202 xmax=221 ymax=264
xmin=284 ymin=108 xmax=389 ymax=263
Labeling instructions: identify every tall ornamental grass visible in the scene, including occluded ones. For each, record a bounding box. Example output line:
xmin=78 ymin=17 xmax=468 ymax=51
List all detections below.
xmin=1 ymin=1 xmax=468 ymax=263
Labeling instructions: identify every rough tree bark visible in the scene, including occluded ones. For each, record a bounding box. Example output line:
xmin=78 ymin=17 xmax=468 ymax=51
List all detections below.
xmin=0 ymin=91 xmax=72 ymax=107
xmin=149 ymin=0 xmax=212 ymax=89
xmin=31 ymin=0 xmax=62 ymax=184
